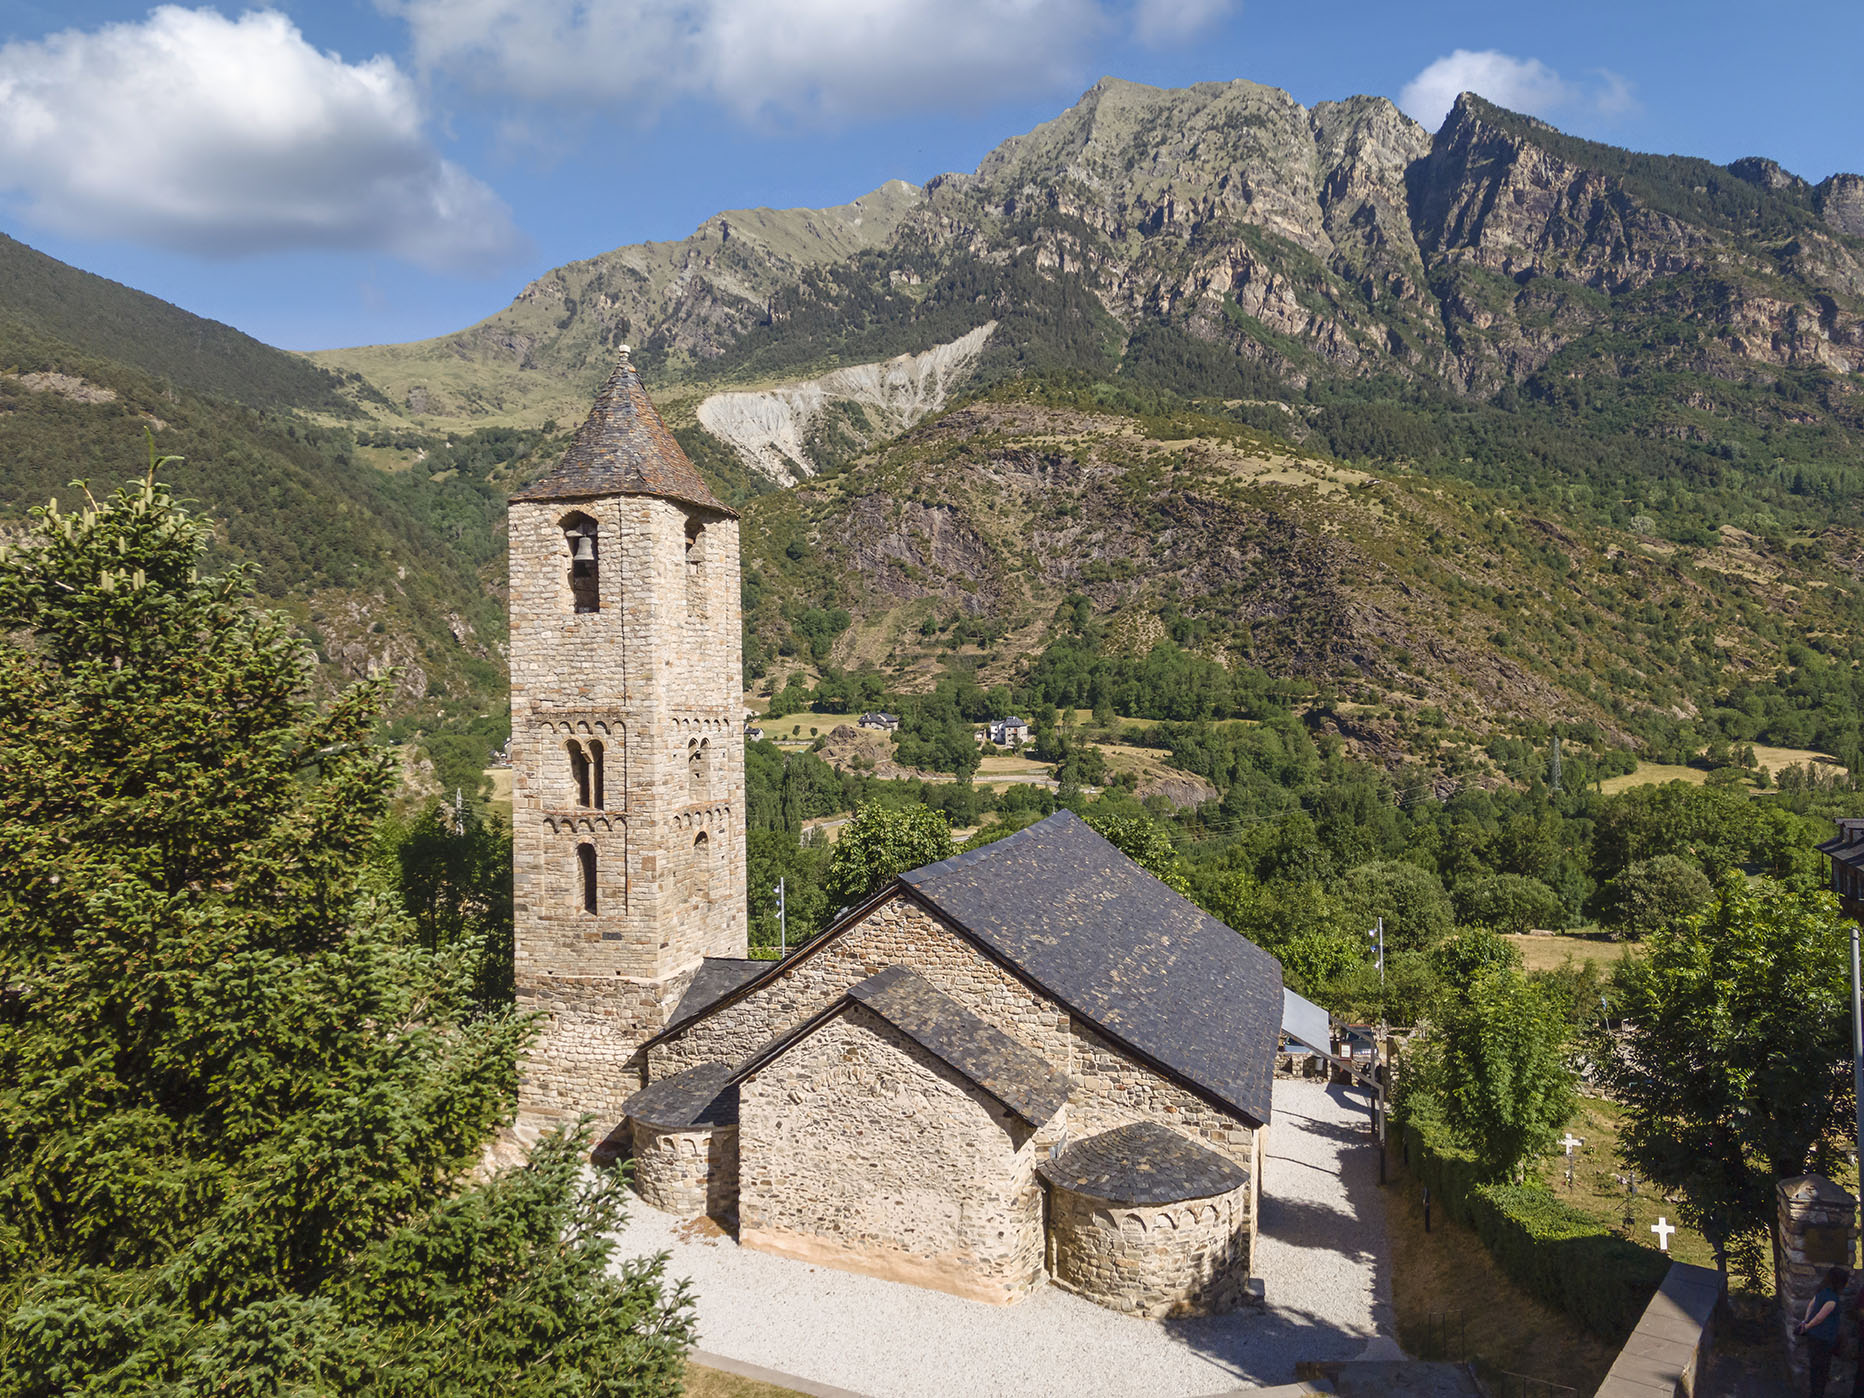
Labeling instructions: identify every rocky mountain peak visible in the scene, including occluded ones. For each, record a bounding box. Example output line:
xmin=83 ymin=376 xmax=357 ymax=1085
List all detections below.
xmin=1728 ymin=155 xmax=1809 ymax=193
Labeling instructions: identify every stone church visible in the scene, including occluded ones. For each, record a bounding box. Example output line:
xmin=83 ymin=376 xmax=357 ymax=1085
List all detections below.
xmin=508 ymin=351 xmax=1287 ymax=1317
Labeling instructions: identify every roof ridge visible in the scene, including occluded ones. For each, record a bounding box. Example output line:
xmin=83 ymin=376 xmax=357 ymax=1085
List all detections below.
xmin=902 ymin=808 xmax=1087 ymax=883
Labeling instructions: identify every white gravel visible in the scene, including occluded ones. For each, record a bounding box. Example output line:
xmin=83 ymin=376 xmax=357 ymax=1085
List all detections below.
xmin=611 ymin=1079 xmax=1395 ymax=1397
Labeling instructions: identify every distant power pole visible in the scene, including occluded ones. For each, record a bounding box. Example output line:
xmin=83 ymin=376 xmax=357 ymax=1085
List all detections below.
xmin=776 ymin=877 xmax=788 ymax=958
xmin=1549 ymin=736 xmax=1563 ymax=793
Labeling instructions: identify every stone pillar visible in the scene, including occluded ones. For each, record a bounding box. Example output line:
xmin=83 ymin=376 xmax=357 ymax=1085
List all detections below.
xmin=1777 ymin=1175 xmax=1858 ymax=1381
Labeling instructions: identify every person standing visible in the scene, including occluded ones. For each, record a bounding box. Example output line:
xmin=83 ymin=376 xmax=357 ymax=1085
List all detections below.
xmin=1798 ymin=1267 xmax=1849 ymax=1396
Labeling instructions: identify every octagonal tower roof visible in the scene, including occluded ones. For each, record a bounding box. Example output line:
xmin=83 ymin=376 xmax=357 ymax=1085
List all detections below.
xmin=509 ymin=347 xmax=734 ymax=515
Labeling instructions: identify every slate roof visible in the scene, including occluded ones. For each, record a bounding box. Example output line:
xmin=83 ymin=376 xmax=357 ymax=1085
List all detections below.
xmin=900 ymin=810 xmax=1282 ymax=1126
xmin=1038 ymin=1121 xmax=1250 ymax=1206
xmin=665 ymin=958 xmax=768 ymax=1037
xmin=509 ymin=349 xmax=733 ymax=514
xmin=621 ymin=1061 xmax=737 ymax=1130
xmin=1817 ymin=819 xmax=1864 ymax=865
xmin=733 ymin=965 xmax=1069 ymax=1126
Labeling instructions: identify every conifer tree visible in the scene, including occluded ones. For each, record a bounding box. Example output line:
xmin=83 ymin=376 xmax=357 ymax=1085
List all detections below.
xmin=0 ymin=471 xmax=693 ymax=1394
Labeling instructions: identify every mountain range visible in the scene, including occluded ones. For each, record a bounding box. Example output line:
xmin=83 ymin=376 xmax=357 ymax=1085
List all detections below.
xmin=6 ymin=77 xmax=1864 ymax=789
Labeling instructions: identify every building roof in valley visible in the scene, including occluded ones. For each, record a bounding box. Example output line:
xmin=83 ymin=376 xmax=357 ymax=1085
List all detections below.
xmin=620 ymin=1060 xmax=738 ymax=1130
xmin=733 ymin=965 xmax=1070 ymax=1126
xmin=1038 ymin=1121 xmax=1250 ymax=1205
xmin=509 ymin=349 xmax=733 ymax=514
xmin=900 ymin=810 xmax=1282 ymax=1126
xmin=1818 ymin=819 xmax=1864 ymax=865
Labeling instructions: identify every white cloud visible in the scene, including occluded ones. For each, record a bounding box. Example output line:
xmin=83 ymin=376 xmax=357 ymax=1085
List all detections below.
xmin=1591 ymin=68 xmax=1640 ymax=118
xmin=1397 ymin=49 xmax=1640 ymax=132
xmin=0 ymin=7 xmax=524 ymax=273
xmin=1398 ymin=50 xmax=1569 ymax=129
xmin=1131 ymin=0 xmax=1234 ymax=47
xmin=390 ymin=0 xmax=1123 ymax=122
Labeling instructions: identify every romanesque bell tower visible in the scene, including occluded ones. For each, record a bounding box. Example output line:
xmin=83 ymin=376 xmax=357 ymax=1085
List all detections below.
xmin=507 ymin=347 xmax=746 ymax=1130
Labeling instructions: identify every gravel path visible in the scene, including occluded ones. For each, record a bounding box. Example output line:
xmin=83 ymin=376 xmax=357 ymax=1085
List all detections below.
xmin=613 ymin=1079 xmax=1394 ymax=1398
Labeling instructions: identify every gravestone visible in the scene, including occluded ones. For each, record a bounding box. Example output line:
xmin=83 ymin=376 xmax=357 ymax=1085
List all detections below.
xmin=1777 ymin=1175 xmax=1858 ymax=1381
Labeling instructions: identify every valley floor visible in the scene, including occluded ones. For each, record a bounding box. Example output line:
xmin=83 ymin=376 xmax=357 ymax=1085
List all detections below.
xmin=609 ymin=1079 xmax=1392 ymax=1397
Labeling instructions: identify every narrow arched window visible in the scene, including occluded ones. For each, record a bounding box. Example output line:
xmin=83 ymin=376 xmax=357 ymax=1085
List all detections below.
xmin=567 ymin=741 xmax=591 ymax=808
xmin=685 ymin=516 xmax=705 ymax=614
xmin=588 ymin=739 xmax=605 ymax=810
xmin=577 ymin=843 xmax=597 ymax=914
xmin=563 ymin=513 xmax=599 ymax=613
xmin=688 ymin=736 xmax=709 ymax=800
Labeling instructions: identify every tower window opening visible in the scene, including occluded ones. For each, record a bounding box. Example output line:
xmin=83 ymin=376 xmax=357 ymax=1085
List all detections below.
xmin=685 ymin=517 xmax=705 ymax=614
xmin=568 ymin=741 xmax=591 ymax=807
xmin=588 ymin=739 xmax=605 ymax=810
xmin=688 ymin=736 xmax=709 ymax=801
xmin=563 ymin=514 xmax=599 ymax=613
xmin=577 ymin=843 xmax=597 ymax=914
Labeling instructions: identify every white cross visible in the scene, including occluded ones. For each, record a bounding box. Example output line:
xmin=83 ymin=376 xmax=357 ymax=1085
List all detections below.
xmin=1560 ymin=1133 xmax=1584 ymax=1156
xmin=1651 ymin=1217 xmax=1675 ymax=1251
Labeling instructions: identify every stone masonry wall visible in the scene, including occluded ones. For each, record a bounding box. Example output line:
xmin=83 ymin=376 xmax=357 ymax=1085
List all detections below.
xmin=1068 ymin=1025 xmax=1258 ymax=1174
xmin=509 ymin=491 xmax=748 ymax=1128
xmin=1047 ymin=1179 xmax=1253 ymax=1318
xmin=737 ymin=1007 xmax=1048 ymax=1305
xmin=520 ymin=972 xmax=690 ymax=1128
xmin=650 ymin=893 xmax=1066 ymax=1079
xmin=629 ymin=1121 xmax=740 ymax=1220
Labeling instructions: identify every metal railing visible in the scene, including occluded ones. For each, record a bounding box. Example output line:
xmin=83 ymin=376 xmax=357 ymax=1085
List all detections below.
xmin=1484 ymin=1369 xmax=1578 ymax=1398
xmin=1415 ymin=1308 xmax=1466 ymax=1361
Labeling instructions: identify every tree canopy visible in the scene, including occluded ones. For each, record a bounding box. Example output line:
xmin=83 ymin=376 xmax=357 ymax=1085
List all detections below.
xmin=821 ymin=801 xmax=955 ymax=912
xmin=1588 ymin=877 xmax=1853 ymax=1276
xmin=0 ymin=473 xmax=693 ymax=1393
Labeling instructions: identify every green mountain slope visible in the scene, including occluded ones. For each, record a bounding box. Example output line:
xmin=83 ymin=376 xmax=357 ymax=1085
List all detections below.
xmin=0 ymin=268 xmax=536 ymax=794
xmin=0 ymin=233 xmax=356 ymax=412
xmin=307 ymin=180 xmax=927 ymax=424
xmin=736 ymin=386 xmax=1864 ymax=775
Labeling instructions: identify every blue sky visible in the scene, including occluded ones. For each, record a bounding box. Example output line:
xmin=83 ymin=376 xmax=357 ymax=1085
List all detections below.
xmin=0 ymin=0 xmax=1857 ymax=352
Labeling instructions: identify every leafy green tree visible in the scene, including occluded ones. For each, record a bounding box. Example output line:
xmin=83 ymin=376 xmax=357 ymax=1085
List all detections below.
xmin=1428 ymin=966 xmax=1577 ymax=1181
xmin=1601 ymin=854 xmax=1714 ymax=940
xmin=1428 ymin=926 xmax=1525 ymax=983
xmin=1454 ymin=872 xmax=1565 ymax=934
xmin=822 ymin=801 xmax=954 ymax=911
xmin=1336 ymin=860 xmax=1454 ymax=952
xmin=0 ymin=475 xmax=693 ymax=1393
xmin=1204 ymin=871 xmax=1361 ymax=997
xmin=1323 ymin=949 xmax=1441 ymax=1026
xmin=1588 ymin=877 xmax=1852 ymax=1276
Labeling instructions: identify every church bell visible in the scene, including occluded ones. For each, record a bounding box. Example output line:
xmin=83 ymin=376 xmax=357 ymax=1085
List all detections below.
xmin=571 ymin=534 xmax=596 ymax=563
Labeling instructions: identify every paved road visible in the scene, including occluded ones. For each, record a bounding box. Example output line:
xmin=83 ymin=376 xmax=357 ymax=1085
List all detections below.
xmin=609 ymin=1078 xmax=1395 ymax=1397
